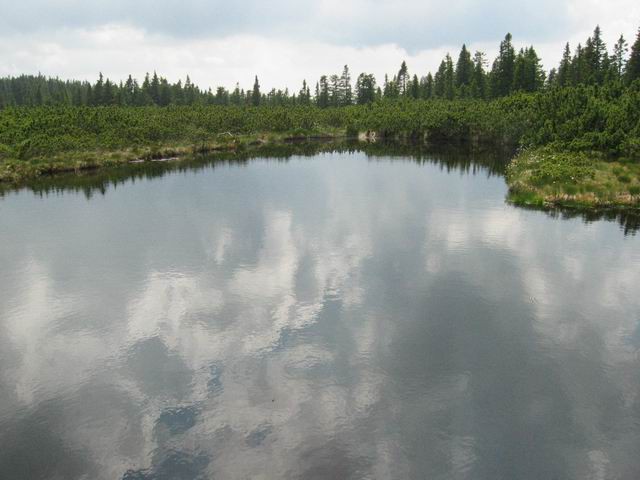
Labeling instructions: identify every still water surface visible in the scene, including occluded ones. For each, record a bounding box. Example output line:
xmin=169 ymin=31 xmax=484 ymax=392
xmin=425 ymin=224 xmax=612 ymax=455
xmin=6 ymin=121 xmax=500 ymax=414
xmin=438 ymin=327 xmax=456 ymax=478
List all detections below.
xmin=1 ymin=146 xmax=639 ymax=479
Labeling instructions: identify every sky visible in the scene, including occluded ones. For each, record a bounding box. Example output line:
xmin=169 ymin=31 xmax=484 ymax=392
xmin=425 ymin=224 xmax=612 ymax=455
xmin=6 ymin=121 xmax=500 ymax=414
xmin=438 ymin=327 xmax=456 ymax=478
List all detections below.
xmin=1 ymin=0 xmax=639 ymax=91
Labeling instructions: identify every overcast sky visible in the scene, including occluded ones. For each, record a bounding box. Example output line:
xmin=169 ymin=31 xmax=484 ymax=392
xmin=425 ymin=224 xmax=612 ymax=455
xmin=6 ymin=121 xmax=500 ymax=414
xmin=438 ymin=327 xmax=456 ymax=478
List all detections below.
xmin=1 ymin=0 xmax=639 ymax=91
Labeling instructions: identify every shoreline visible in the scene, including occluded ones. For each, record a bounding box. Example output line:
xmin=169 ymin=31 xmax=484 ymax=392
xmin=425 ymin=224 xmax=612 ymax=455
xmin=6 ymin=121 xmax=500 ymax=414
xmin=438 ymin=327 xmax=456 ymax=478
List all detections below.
xmin=505 ymin=148 xmax=640 ymax=211
xmin=0 ymin=132 xmax=346 ymax=184
xmin=3 ymin=136 xmax=640 ymax=214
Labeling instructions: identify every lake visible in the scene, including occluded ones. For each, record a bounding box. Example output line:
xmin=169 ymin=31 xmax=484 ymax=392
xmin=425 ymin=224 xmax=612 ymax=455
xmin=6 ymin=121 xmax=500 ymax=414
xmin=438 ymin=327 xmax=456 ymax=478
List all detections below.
xmin=1 ymin=144 xmax=639 ymax=479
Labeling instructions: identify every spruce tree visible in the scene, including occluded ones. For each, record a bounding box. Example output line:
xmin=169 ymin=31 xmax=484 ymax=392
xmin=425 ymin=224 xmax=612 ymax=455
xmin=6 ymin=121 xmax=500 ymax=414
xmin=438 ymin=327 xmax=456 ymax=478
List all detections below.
xmin=230 ymin=83 xmax=241 ymax=106
xmin=513 ymin=47 xmax=545 ymax=92
xmin=627 ymin=28 xmax=640 ymax=84
xmin=470 ymin=51 xmax=487 ymax=98
xmin=150 ymin=72 xmax=161 ymax=104
xmin=410 ymin=74 xmax=420 ymax=99
xmin=93 ymin=73 xmax=104 ymax=106
xmin=455 ymin=44 xmax=474 ymax=94
xmin=444 ymin=54 xmax=455 ymax=99
xmin=612 ymin=35 xmax=628 ymax=79
xmin=397 ymin=61 xmax=409 ymax=96
xmin=590 ymin=25 xmax=608 ymax=84
xmin=339 ymin=65 xmax=352 ymax=105
xmin=317 ymin=76 xmax=329 ymax=108
xmin=557 ymin=43 xmax=572 ymax=87
xmin=490 ymin=33 xmax=516 ymax=97
xmin=355 ymin=73 xmax=376 ymax=104
xmin=251 ymin=75 xmax=261 ymax=106
xmin=329 ymin=74 xmax=340 ymax=106
xmin=422 ymin=73 xmax=434 ymax=99
xmin=570 ymin=44 xmax=587 ymax=85
xmin=298 ymin=80 xmax=311 ymax=105
xmin=434 ymin=61 xmax=446 ymax=98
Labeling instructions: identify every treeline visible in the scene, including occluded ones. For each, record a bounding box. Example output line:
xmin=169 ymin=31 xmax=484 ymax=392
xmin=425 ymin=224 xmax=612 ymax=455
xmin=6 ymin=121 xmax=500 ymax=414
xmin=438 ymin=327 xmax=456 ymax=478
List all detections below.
xmin=2 ymin=26 xmax=639 ymax=108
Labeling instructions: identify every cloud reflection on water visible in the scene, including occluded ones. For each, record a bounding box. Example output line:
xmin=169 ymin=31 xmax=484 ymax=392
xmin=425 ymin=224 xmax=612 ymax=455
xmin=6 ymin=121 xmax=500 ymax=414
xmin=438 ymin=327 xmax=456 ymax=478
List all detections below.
xmin=0 ymin=152 xmax=639 ymax=479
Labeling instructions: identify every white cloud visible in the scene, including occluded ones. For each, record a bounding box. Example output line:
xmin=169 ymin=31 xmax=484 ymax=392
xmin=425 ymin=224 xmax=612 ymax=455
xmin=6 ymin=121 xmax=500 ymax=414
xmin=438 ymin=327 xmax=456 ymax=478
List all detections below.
xmin=0 ymin=1 xmax=638 ymax=90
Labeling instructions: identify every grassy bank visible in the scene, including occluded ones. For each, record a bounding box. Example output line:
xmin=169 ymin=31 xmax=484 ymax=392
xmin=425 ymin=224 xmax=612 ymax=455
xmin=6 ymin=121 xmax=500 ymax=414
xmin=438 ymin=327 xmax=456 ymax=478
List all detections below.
xmin=506 ymin=148 xmax=640 ymax=209
xmin=0 ymin=130 xmax=345 ymax=183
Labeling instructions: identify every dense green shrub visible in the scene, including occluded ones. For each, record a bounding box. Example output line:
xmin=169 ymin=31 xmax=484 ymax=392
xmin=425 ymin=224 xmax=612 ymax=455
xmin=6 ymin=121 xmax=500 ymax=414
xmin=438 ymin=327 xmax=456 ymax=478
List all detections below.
xmin=1 ymin=84 xmax=639 ymax=162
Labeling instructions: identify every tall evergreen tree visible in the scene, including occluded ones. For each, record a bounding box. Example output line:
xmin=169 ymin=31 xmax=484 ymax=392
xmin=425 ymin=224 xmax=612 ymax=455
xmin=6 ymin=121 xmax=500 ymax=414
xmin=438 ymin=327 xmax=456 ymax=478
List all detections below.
xmin=444 ymin=54 xmax=455 ymax=100
xmin=251 ymin=75 xmax=261 ymax=106
xmin=513 ymin=47 xmax=545 ymax=92
xmin=329 ymin=74 xmax=340 ymax=106
xmin=355 ymin=73 xmax=377 ymax=104
xmin=397 ymin=61 xmax=409 ymax=96
xmin=317 ymin=76 xmax=330 ymax=108
xmin=298 ymin=80 xmax=311 ymax=105
xmin=490 ymin=33 xmax=516 ymax=97
xmin=434 ymin=61 xmax=447 ymax=98
xmin=230 ymin=83 xmax=241 ymax=106
xmin=339 ymin=65 xmax=352 ymax=105
xmin=150 ymin=72 xmax=161 ymax=104
xmin=611 ymin=35 xmax=628 ymax=79
xmin=627 ymin=28 xmax=640 ymax=84
xmin=93 ymin=73 xmax=104 ymax=106
xmin=455 ymin=44 xmax=474 ymax=95
xmin=103 ymin=79 xmax=115 ymax=105
xmin=470 ymin=51 xmax=487 ymax=98
xmin=410 ymin=74 xmax=420 ymax=99
xmin=382 ymin=74 xmax=399 ymax=98
xmin=557 ymin=43 xmax=572 ymax=87
xmin=423 ymin=73 xmax=434 ymax=99
xmin=582 ymin=26 xmax=608 ymax=85
xmin=570 ymin=44 xmax=587 ymax=85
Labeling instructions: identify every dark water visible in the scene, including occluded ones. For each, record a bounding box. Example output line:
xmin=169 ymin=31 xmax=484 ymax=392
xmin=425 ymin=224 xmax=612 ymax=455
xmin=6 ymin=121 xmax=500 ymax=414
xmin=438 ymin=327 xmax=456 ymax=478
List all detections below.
xmin=1 ymin=146 xmax=639 ymax=480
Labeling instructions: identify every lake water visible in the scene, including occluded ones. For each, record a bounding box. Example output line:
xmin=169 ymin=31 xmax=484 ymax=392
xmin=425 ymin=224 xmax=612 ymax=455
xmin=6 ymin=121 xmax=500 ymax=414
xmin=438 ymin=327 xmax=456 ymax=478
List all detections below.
xmin=1 ymin=145 xmax=639 ymax=479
